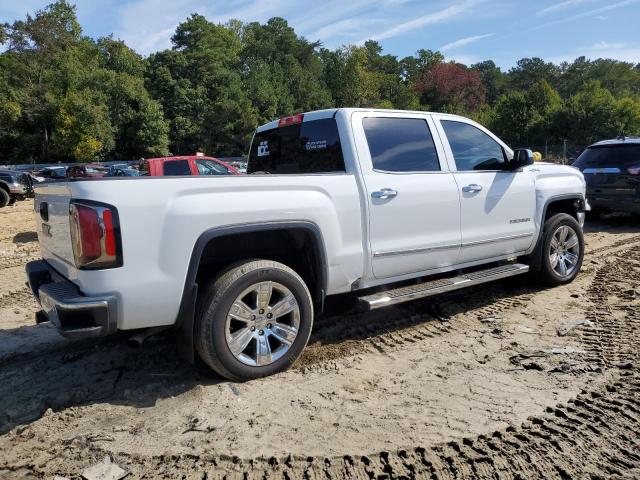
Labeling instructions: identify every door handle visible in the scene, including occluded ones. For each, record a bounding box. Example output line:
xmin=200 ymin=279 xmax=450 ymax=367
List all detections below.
xmin=462 ymin=184 xmax=483 ymax=193
xmin=371 ymin=188 xmax=398 ymax=199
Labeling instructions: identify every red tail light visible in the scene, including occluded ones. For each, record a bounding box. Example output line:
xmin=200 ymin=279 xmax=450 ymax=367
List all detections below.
xmin=627 ymin=164 xmax=640 ymax=175
xmin=69 ymin=201 xmax=121 ymax=269
xmin=278 ymin=114 xmax=304 ymax=127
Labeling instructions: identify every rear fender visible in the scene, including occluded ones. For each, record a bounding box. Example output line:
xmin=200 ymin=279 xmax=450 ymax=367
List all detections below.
xmin=175 ymin=221 xmax=327 ymax=363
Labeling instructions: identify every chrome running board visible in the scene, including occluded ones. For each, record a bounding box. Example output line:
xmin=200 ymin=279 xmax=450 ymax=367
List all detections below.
xmin=359 ymin=263 xmax=529 ymax=310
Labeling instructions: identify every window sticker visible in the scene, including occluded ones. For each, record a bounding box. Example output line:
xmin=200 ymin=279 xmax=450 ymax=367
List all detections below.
xmin=305 ymin=139 xmax=327 ymax=151
xmin=257 ymin=140 xmax=270 ymax=157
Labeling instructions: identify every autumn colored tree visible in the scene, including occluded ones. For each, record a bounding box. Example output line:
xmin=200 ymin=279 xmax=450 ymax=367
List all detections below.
xmin=413 ymin=62 xmax=486 ymax=112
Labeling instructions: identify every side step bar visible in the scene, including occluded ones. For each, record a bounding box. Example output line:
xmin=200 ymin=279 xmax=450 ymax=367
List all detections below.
xmin=359 ymin=263 xmax=529 ymax=310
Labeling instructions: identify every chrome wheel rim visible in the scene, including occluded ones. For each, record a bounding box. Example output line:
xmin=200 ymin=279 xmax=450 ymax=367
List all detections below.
xmin=549 ymin=225 xmax=580 ymax=278
xmin=225 ymin=281 xmax=300 ymax=367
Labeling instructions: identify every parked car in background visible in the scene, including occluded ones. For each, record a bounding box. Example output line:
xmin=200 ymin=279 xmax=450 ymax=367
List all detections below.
xmin=67 ymin=164 xmax=108 ymax=179
xmin=140 ymin=155 xmax=239 ymax=176
xmin=27 ymin=108 xmax=587 ymax=381
xmin=106 ymin=164 xmax=140 ymax=177
xmin=572 ymin=136 xmax=640 ymax=215
xmin=38 ymin=166 xmax=67 ymax=181
xmin=0 ymin=170 xmax=33 ymax=207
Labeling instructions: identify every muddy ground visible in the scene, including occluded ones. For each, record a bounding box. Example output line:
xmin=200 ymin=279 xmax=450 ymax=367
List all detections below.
xmin=0 ymin=199 xmax=639 ymax=479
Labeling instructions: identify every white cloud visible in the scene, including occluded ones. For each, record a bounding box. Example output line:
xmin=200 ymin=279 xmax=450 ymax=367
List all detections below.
xmin=358 ymin=0 xmax=483 ymax=43
xmin=534 ymin=0 xmax=640 ymax=29
xmin=446 ymin=53 xmax=480 ymax=65
xmin=536 ymin=0 xmax=591 ymax=16
xmin=546 ymin=42 xmax=640 ymax=64
xmin=439 ymin=33 xmax=493 ymax=52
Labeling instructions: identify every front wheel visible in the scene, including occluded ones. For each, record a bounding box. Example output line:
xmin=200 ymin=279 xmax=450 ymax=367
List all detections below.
xmin=195 ymin=260 xmax=314 ymax=381
xmin=539 ymin=213 xmax=584 ymax=286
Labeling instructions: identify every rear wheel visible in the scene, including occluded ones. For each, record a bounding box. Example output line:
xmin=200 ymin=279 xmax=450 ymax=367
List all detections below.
xmin=195 ymin=260 xmax=313 ymax=381
xmin=539 ymin=213 xmax=584 ymax=286
xmin=0 ymin=189 xmax=10 ymax=208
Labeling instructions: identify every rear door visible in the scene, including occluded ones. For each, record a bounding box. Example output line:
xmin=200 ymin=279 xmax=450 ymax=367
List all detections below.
xmin=352 ymin=112 xmax=461 ymax=279
xmin=434 ymin=116 xmax=536 ymax=264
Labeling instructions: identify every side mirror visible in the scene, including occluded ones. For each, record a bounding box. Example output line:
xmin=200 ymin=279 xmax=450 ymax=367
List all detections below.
xmin=510 ymin=148 xmax=534 ymax=170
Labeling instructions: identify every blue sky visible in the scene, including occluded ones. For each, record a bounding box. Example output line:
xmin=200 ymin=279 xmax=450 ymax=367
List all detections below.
xmin=2 ymin=0 xmax=640 ymax=69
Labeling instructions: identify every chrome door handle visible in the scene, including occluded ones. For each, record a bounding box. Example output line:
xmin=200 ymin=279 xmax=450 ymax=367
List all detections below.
xmin=371 ymin=188 xmax=398 ymax=199
xmin=462 ymin=184 xmax=482 ymax=193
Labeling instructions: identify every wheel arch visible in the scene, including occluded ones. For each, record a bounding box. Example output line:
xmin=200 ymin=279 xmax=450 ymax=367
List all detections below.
xmin=525 ymin=194 xmax=586 ymax=270
xmin=174 ymin=221 xmax=328 ymax=363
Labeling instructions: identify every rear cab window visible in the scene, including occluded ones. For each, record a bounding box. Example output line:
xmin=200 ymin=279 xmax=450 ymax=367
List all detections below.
xmin=248 ymin=118 xmax=345 ymax=174
xmin=362 ymin=117 xmax=440 ymax=172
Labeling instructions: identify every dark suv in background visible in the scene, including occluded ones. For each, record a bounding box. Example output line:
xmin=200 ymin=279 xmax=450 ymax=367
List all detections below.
xmin=573 ymin=137 xmax=640 ymax=215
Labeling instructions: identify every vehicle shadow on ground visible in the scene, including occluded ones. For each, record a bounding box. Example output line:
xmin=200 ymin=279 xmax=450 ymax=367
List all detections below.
xmin=0 ymin=274 xmax=544 ymax=436
xmin=308 ymin=274 xmax=542 ymax=349
xmin=12 ymin=231 xmax=38 ymax=244
xmin=584 ymin=213 xmax=640 ymax=234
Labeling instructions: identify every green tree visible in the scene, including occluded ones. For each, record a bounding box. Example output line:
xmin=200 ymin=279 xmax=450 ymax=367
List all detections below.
xmin=509 ymin=57 xmax=560 ymax=91
xmin=471 ymin=60 xmax=508 ymax=105
xmin=552 ymin=81 xmax=636 ymax=145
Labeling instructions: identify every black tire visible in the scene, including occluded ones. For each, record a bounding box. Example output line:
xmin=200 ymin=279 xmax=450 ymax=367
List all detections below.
xmin=0 ymin=188 xmax=10 ymax=208
xmin=538 ymin=213 xmax=584 ymax=286
xmin=195 ymin=259 xmax=313 ymax=381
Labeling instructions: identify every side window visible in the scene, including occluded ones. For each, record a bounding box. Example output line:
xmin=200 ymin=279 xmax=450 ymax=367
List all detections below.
xmin=163 ymin=160 xmax=191 ymax=176
xmin=441 ymin=120 xmax=506 ymax=171
xmin=196 ymin=159 xmax=230 ymax=175
xmin=362 ymin=117 xmax=440 ymax=172
xmin=248 ymin=118 xmax=345 ymax=174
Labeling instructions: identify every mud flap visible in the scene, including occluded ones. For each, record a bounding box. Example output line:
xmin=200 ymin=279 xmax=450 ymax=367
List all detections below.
xmin=176 ymin=282 xmax=198 ymax=364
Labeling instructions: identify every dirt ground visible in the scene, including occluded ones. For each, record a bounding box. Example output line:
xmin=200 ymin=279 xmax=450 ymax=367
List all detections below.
xmin=0 ymin=199 xmax=639 ymax=479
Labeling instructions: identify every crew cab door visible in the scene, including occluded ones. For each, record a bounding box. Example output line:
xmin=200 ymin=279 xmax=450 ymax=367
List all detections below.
xmin=434 ymin=116 xmax=536 ymax=263
xmin=352 ymin=112 xmax=461 ymax=279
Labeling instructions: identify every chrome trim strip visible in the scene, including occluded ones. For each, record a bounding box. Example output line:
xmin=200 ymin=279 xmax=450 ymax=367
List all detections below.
xmin=373 ymin=243 xmax=459 ymax=257
xmin=373 ymin=233 xmax=533 ymax=257
xmin=461 ymin=232 xmax=533 ymax=248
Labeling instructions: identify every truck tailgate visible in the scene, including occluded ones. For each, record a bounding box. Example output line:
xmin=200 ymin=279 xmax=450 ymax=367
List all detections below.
xmin=34 ymin=182 xmax=77 ymax=272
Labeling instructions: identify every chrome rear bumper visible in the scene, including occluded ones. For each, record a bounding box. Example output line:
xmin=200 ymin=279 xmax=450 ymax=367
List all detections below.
xmin=26 ymin=260 xmax=117 ymax=339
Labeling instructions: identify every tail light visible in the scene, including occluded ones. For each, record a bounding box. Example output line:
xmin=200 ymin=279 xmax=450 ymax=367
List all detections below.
xmin=278 ymin=114 xmax=304 ymax=127
xmin=69 ymin=201 xmax=122 ymax=269
xmin=627 ymin=164 xmax=640 ymax=175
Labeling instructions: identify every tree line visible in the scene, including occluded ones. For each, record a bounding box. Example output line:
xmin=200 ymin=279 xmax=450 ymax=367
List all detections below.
xmin=1 ymin=1 xmax=639 ymax=164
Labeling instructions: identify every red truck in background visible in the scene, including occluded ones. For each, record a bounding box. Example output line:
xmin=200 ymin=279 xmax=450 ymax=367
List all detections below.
xmin=141 ymin=155 xmax=240 ymax=176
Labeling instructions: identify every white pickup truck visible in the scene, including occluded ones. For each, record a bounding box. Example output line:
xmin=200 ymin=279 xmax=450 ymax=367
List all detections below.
xmin=27 ymin=108 xmax=588 ymax=380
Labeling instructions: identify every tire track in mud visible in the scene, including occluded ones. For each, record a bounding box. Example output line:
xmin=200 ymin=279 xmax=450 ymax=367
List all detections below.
xmin=588 ymin=233 xmax=640 ymax=255
xmin=580 ymin=246 xmax=640 ymax=369
xmin=299 ymin=234 xmax=640 ymax=369
xmin=13 ymin=244 xmax=636 ymax=480
xmin=13 ymin=372 xmax=636 ymax=479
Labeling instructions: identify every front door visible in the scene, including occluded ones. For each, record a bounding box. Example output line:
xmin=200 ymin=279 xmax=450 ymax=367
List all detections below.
xmin=352 ymin=112 xmax=461 ymax=279
xmin=435 ymin=118 xmax=536 ymax=264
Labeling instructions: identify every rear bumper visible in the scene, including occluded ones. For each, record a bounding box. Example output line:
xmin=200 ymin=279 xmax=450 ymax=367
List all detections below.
xmin=26 ymin=260 xmax=117 ymax=339
xmin=8 ymin=184 xmax=26 ymax=194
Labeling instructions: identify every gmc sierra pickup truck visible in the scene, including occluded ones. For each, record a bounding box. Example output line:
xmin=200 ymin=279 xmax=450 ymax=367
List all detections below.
xmin=27 ymin=108 xmax=588 ymax=381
